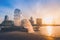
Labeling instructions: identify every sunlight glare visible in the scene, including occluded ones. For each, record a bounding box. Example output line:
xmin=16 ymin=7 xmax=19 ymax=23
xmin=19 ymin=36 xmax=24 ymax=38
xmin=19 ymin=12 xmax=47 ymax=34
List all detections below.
xmin=43 ymin=16 xmax=53 ymax=24
xmin=46 ymin=26 xmax=53 ymax=36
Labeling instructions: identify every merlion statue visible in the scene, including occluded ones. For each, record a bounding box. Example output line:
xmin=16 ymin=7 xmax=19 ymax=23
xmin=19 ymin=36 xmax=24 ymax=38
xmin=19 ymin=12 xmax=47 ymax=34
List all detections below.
xmin=21 ymin=19 xmax=35 ymax=33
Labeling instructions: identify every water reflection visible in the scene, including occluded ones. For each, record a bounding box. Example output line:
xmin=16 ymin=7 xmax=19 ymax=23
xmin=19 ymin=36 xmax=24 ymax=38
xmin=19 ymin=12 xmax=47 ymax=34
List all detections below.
xmin=39 ymin=26 xmax=60 ymax=37
xmin=46 ymin=26 xmax=53 ymax=36
xmin=45 ymin=37 xmax=54 ymax=40
xmin=39 ymin=26 xmax=53 ymax=36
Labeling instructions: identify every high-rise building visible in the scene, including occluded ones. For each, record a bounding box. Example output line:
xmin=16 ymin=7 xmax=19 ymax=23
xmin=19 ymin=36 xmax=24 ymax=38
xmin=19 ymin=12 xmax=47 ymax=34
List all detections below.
xmin=29 ymin=17 xmax=34 ymax=25
xmin=36 ymin=18 xmax=42 ymax=26
xmin=4 ymin=15 xmax=9 ymax=21
xmin=1 ymin=15 xmax=14 ymax=28
xmin=14 ymin=9 xmax=21 ymax=26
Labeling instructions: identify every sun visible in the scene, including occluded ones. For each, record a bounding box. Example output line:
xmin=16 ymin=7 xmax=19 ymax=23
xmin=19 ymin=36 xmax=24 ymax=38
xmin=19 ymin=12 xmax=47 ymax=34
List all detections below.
xmin=42 ymin=16 xmax=53 ymax=36
xmin=43 ymin=16 xmax=53 ymax=24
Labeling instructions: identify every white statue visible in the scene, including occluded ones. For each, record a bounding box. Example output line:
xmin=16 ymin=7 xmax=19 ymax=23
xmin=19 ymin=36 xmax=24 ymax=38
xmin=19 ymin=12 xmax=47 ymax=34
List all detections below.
xmin=21 ymin=19 xmax=35 ymax=33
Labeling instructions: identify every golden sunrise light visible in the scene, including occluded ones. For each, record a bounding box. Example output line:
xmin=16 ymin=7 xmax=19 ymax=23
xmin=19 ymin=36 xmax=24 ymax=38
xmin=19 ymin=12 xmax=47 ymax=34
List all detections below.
xmin=41 ymin=16 xmax=54 ymax=36
xmin=1 ymin=0 xmax=60 ymax=40
xmin=46 ymin=26 xmax=53 ymax=36
xmin=43 ymin=16 xmax=54 ymax=24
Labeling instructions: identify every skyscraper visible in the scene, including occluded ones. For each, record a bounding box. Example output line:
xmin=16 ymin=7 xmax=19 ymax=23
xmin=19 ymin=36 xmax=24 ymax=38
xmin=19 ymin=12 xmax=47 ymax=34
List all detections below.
xmin=29 ymin=17 xmax=34 ymax=25
xmin=4 ymin=15 xmax=9 ymax=21
xmin=1 ymin=15 xmax=14 ymax=27
xmin=36 ymin=18 xmax=42 ymax=26
xmin=14 ymin=9 xmax=21 ymax=26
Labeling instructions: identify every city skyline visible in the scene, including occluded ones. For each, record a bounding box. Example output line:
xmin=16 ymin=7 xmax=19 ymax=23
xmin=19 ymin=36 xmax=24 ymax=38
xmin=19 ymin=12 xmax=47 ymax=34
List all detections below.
xmin=0 ymin=0 xmax=60 ymax=24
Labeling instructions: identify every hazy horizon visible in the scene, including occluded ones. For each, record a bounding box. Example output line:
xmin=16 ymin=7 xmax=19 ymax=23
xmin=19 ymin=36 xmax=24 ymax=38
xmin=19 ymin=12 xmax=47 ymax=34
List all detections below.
xmin=0 ymin=0 xmax=60 ymax=24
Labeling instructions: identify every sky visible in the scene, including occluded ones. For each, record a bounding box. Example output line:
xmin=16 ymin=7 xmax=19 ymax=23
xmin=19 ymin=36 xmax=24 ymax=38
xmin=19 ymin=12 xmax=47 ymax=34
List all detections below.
xmin=0 ymin=0 xmax=60 ymax=24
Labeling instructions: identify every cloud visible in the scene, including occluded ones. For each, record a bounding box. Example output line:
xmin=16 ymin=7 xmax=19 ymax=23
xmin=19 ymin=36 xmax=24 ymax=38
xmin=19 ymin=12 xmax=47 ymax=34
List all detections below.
xmin=0 ymin=0 xmax=60 ymax=24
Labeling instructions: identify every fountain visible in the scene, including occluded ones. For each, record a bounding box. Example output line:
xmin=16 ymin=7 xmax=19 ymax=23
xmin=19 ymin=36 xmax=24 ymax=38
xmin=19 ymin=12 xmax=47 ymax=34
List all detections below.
xmin=21 ymin=19 xmax=35 ymax=33
xmin=14 ymin=9 xmax=35 ymax=33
